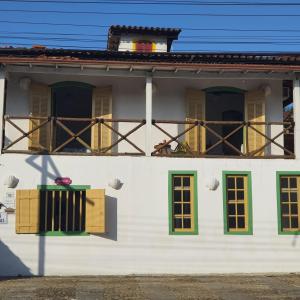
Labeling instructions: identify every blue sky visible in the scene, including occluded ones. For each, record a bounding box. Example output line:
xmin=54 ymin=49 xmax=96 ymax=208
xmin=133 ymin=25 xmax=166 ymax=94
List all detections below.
xmin=0 ymin=0 xmax=300 ymax=52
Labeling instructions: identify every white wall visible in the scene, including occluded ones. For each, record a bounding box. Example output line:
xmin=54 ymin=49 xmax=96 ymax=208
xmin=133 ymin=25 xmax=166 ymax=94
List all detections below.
xmin=0 ymin=155 xmax=300 ymax=276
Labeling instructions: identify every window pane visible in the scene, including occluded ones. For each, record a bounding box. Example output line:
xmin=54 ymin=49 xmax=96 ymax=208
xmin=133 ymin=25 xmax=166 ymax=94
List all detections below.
xmin=281 ymin=177 xmax=288 ymax=188
xmin=174 ymin=218 xmax=182 ymax=229
xmin=282 ymin=217 xmax=290 ymax=229
xmin=183 ymin=204 xmax=191 ymax=214
xmin=281 ymin=192 xmax=289 ymax=202
xmin=173 ymin=177 xmax=181 ymax=187
xmin=174 ymin=190 xmax=181 ymax=202
xmin=183 ymin=177 xmax=190 ymax=187
xmin=291 ymin=217 xmax=299 ymax=229
xmin=183 ymin=218 xmax=191 ymax=229
xmin=237 ymin=204 xmax=245 ymax=215
xmin=228 ymin=204 xmax=235 ymax=215
xmin=183 ymin=190 xmax=191 ymax=202
xmin=237 ymin=191 xmax=244 ymax=201
xmin=290 ymin=177 xmax=297 ymax=188
xmin=291 ymin=204 xmax=298 ymax=215
xmin=237 ymin=217 xmax=245 ymax=229
xmin=227 ymin=177 xmax=235 ymax=189
xmin=290 ymin=192 xmax=298 ymax=203
xmin=236 ymin=177 xmax=244 ymax=189
xmin=228 ymin=217 xmax=236 ymax=229
xmin=281 ymin=204 xmax=289 ymax=215
xmin=227 ymin=191 xmax=235 ymax=201
xmin=174 ymin=203 xmax=181 ymax=214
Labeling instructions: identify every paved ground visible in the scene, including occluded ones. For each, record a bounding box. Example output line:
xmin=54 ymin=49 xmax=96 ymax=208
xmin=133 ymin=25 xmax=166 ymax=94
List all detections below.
xmin=0 ymin=274 xmax=300 ymax=300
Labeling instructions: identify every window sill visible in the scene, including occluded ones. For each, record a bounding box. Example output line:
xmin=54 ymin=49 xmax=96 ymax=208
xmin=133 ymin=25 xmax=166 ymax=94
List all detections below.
xmin=39 ymin=231 xmax=90 ymax=236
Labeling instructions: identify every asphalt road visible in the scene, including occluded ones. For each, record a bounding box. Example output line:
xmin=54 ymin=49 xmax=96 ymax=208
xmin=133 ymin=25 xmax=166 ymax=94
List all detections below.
xmin=0 ymin=274 xmax=300 ymax=300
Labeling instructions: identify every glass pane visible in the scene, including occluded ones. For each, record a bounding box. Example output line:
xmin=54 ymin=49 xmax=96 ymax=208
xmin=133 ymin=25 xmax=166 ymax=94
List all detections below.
xmin=291 ymin=204 xmax=298 ymax=215
xmin=281 ymin=192 xmax=289 ymax=202
xmin=281 ymin=204 xmax=289 ymax=215
xmin=227 ymin=177 xmax=235 ymax=189
xmin=173 ymin=177 xmax=181 ymax=187
xmin=237 ymin=204 xmax=245 ymax=215
xmin=174 ymin=190 xmax=181 ymax=202
xmin=291 ymin=217 xmax=299 ymax=229
xmin=227 ymin=191 xmax=235 ymax=201
xmin=236 ymin=177 xmax=244 ymax=189
xmin=174 ymin=203 xmax=181 ymax=214
xmin=290 ymin=177 xmax=297 ymax=188
xmin=174 ymin=218 xmax=182 ymax=229
xmin=228 ymin=217 xmax=236 ymax=229
xmin=237 ymin=217 xmax=245 ymax=229
xmin=183 ymin=190 xmax=191 ymax=202
xmin=290 ymin=192 xmax=298 ymax=203
xmin=281 ymin=177 xmax=288 ymax=188
xmin=228 ymin=204 xmax=236 ymax=215
xmin=183 ymin=177 xmax=190 ymax=187
xmin=282 ymin=217 xmax=290 ymax=229
xmin=183 ymin=204 xmax=191 ymax=214
xmin=237 ymin=191 xmax=244 ymax=201
xmin=183 ymin=218 xmax=191 ymax=229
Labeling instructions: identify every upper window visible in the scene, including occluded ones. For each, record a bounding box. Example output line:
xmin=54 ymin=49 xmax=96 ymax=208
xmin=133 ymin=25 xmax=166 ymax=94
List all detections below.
xmin=223 ymin=172 xmax=253 ymax=235
xmin=277 ymin=173 xmax=300 ymax=234
xmin=133 ymin=40 xmax=155 ymax=52
xmin=169 ymin=171 xmax=198 ymax=235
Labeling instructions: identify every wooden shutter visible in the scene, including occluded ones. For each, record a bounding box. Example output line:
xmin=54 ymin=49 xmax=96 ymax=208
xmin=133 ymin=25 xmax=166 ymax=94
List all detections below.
xmin=28 ymin=82 xmax=51 ymax=151
xmin=16 ymin=190 xmax=39 ymax=234
xmin=85 ymin=189 xmax=105 ymax=233
xmin=91 ymin=86 xmax=112 ymax=152
xmin=245 ymin=90 xmax=266 ymax=156
xmin=185 ymin=88 xmax=206 ymax=153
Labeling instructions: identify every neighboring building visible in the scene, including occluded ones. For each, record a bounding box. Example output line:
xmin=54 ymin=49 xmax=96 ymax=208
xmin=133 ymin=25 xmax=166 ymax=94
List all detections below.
xmin=0 ymin=25 xmax=300 ymax=276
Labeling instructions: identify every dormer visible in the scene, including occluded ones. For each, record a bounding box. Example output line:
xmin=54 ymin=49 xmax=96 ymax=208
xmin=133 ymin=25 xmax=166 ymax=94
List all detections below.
xmin=107 ymin=25 xmax=181 ymax=53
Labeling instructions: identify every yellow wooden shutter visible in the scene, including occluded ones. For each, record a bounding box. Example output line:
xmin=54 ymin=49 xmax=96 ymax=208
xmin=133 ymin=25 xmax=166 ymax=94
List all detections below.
xmin=16 ymin=190 xmax=39 ymax=234
xmin=91 ymin=86 xmax=112 ymax=152
xmin=185 ymin=88 xmax=206 ymax=153
xmin=85 ymin=189 xmax=105 ymax=233
xmin=245 ymin=90 xmax=266 ymax=156
xmin=28 ymin=82 xmax=51 ymax=151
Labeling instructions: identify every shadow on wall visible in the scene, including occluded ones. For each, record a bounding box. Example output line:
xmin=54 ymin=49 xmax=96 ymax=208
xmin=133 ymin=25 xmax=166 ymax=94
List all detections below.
xmin=94 ymin=196 xmax=118 ymax=241
xmin=0 ymin=240 xmax=32 ymax=278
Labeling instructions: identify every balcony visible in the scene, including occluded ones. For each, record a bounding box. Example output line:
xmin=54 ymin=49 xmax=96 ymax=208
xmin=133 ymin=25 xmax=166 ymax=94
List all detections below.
xmin=2 ymin=115 xmax=294 ymax=159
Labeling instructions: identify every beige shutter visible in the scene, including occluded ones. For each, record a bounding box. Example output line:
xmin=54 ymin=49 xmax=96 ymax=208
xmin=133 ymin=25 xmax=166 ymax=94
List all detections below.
xmin=16 ymin=190 xmax=40 ymax=234
xmin=185 ymin=88 xmax=206 ymax=153
xmin=245 ymin=90 xmax=266 ymax=156
xmin=85 ymin=189 xmax=105 ymax=233
xmin=28 ymin=82 xmax=51 ymax=151
xmin=91 ymin=86 xmax=112 ymax=152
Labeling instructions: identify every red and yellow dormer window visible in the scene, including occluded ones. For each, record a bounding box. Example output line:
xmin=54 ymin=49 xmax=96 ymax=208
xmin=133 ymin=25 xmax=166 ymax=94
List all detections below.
xmin=132 ymin=40 xmax=156 ymax=52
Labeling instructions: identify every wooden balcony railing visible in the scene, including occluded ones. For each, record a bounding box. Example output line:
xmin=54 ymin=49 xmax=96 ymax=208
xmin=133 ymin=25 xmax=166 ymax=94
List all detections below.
xmin=152 ymin=120 xmax=295 ymax=159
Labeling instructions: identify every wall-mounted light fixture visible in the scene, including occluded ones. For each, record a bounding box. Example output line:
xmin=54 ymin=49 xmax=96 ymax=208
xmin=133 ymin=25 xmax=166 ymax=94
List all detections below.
xmin=108 ymin=178 xmax=123 ymax=190
xmin=205 ymin=177 xmax=219 ymax=191
xmin=19 ymin=77 xmax=31 ymax=91
xmin=4 ymin=175 xmax=19 ymax=188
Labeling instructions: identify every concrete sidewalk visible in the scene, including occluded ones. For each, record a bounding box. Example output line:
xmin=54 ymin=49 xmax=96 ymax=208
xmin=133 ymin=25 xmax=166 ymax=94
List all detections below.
xmin=0 ymin=274 xmax=300 ymax=300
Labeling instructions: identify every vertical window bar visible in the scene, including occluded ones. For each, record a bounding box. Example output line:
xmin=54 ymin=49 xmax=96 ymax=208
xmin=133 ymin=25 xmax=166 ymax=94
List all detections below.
xmin=51 ymin=190 xmax=55 ymax=232
xmin=59 ymin=191 xmax=62 ymax=231
xmin=66 ymin=190 xmax=69 ymax=232
xmin=72 ymin=191 xmax=75 ymax=232
xmin=79 ymin=191 xmax=82 ymax=232
xmin=45 ymin=190 xmax=48 ymax=231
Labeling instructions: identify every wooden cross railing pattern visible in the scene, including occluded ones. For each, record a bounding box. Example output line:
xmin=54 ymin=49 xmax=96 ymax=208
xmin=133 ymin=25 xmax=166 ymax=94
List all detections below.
xmin=152 ymin=120 xmax=295 ymax=159
xmin=3 ymin=115 xmax=146 ymax=156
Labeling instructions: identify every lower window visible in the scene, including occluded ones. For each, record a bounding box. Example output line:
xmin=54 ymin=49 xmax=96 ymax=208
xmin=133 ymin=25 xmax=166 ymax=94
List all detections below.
xmin=223 ymin=172 xmax=253 ymax=235
xmin=277 ymin=173 xmax=300 ymax=234
xmin=169 ymin=171 xmax=198 ymax=235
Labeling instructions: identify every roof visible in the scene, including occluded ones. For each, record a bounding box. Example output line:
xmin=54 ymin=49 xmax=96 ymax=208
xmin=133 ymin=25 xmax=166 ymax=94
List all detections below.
xmin=107 ymin=25 xmax=181 ymax=51
xmin=1 ymin=47 xmax=300 ymax=67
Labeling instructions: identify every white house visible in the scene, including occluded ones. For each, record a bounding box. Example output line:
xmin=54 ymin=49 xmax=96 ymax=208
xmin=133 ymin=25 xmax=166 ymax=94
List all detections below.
xmin=0 ymin=25 xmax=300 ymax=276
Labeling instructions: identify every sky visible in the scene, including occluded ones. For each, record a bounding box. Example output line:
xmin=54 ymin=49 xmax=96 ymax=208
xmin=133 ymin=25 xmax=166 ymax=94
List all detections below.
xmin=0 ymin=0 xmax=300 ymax=53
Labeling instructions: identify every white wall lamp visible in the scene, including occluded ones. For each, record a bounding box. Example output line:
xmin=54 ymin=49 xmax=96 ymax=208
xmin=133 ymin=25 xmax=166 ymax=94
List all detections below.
xmin=108 ymin=178 xmax=123 ymax=190
xmin=4 ymin=175 xmax=19 ymax=188
xmin=205 ymin=177 xmax=219 ymax=191
xmin=262 ymin=84 xmax=272 ymax=97
xmin=19 ymin=77 xmax=31 ymax=91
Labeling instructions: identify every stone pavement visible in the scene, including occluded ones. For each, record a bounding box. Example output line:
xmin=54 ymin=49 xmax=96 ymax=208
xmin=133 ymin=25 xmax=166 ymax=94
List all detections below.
xmin=0 ymin=274 xmax=300 ymax=300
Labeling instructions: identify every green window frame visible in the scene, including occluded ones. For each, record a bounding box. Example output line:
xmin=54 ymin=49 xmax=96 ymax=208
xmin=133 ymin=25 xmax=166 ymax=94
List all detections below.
xmin=277 ymin=171 xmax=300 ymax=235
xmin=37 ymin=185 xmax=91 ymax=236
xmin=223 ymin=171 xmax=253 ymax=235
xmin=168 ymin=171 xmax=198 ymax=235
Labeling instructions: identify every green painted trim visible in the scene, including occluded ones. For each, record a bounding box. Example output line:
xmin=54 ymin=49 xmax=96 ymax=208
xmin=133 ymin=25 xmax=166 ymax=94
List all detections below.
xmin=276 ymin=171 xmax=300 ymax=235
xmin=39 ymin=231 xmax=89 ymax=236
xmin=50 ymin=81 xmax=95 ymax=90
xmin=204 ymin=86 xmax=245 ymax=94
xmin=222 ymin=171 xmax=253 ymax=235
xmin=168 ymin=171 xmax=198 ymax=235
xmin=37 ymin=185 xmax=91 ymax=191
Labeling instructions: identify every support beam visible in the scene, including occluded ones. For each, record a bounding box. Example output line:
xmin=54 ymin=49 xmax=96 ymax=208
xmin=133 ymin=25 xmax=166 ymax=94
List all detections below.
xmin=0 ymin=69 xmax=6 ymax=153
xmin=145 ymin=75 xmax=153 ymax=157
xmin=294 ymin=79 xmax=300 ymax=159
